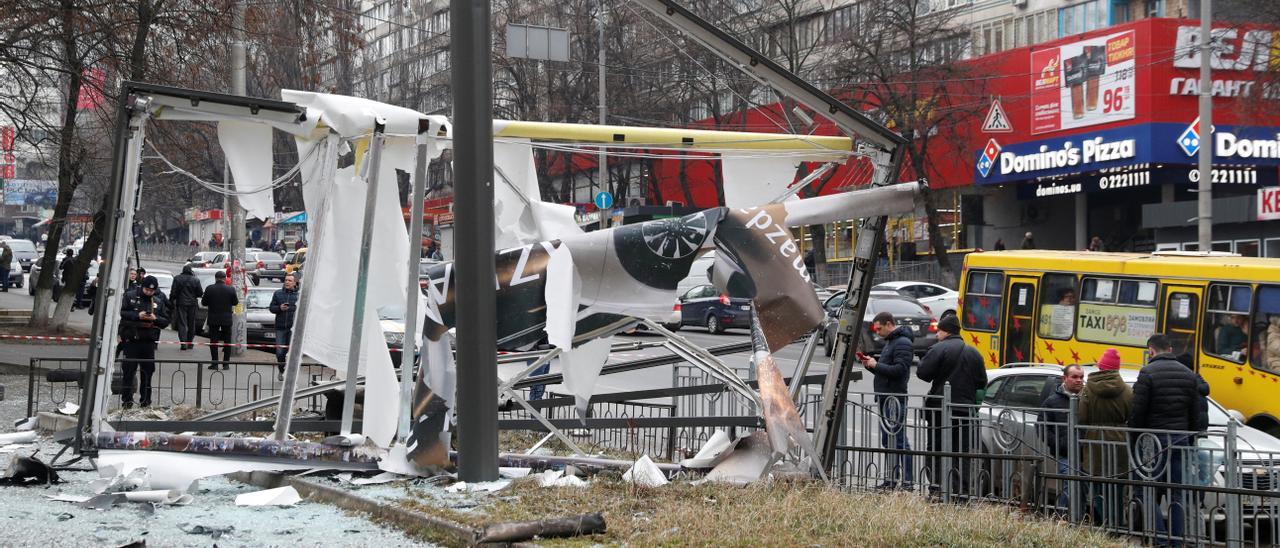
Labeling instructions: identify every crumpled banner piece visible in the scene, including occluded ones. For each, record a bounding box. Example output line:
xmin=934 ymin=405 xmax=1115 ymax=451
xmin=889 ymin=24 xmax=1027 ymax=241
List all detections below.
xmin=235 ymin=486 xmax=302 ymax=507
xmin=217 ymin=120 xmax=275 ymax=221
xmin=543 ymin=243 xmax=579 ymax=350
xmin=560 ymin=336 xmax=613 ymax=418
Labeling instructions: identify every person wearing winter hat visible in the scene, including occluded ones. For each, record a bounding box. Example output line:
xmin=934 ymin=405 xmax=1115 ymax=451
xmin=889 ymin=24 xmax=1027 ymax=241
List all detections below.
xmin=917 ymin=312 xmax=986 ymax=495
xmin=1079 ymin=347 xmax=1132 ymax=526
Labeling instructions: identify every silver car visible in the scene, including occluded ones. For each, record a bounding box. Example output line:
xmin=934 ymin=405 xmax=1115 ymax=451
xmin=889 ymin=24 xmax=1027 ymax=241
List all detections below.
xmin=980 ymin=365 xmax=1280 ymax=520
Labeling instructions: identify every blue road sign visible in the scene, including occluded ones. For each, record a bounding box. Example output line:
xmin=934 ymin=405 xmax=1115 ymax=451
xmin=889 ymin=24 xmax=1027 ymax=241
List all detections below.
xmin=593 ymin=191 xmax=613 ymax=210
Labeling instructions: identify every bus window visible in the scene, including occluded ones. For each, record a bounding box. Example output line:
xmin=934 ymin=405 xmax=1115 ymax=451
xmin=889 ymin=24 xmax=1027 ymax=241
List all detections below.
xmin=1252 ymin=286 xmax=1280 ymax=375
xmin=963 ymin=270 xmax=1004 ymax=332
xmin=1163 ymin=292 xmax=1199 ymax=362
xmin=1077 ymin=276 xmax=1159 ymax=348
xmin=1204 ymin=284 xmax=1252 ymax=363
xmin=1038 ymin=273 xmax=1077 ymax=339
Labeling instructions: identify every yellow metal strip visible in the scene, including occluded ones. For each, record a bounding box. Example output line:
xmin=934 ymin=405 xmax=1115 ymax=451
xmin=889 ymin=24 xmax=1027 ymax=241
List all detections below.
xmin=492 ymin=119 xmax=852 ymax=153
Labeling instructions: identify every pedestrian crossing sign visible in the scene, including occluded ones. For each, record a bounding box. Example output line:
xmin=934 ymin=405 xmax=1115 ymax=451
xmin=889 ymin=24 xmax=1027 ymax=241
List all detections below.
xmin=982 ymin=98 xmax=1013 ymax=133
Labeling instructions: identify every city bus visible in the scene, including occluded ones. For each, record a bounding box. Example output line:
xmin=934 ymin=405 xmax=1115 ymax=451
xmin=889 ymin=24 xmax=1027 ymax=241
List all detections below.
xmin=958 ymin=250 xmax=1280 ymax=436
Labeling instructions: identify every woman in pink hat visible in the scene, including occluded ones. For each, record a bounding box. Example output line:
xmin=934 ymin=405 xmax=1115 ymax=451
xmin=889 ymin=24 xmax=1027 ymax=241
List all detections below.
xmin=1079 ymin=348 xmax=1132 ymax=526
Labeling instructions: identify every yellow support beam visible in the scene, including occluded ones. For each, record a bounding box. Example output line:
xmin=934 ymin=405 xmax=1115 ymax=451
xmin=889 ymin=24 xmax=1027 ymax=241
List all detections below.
xmin=493 ymin=119 xmax=852 ymax=154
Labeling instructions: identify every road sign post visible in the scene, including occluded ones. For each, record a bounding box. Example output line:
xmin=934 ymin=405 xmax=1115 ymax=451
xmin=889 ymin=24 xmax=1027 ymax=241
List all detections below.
xmin=594 ymin=191 xmax=613 ymax=230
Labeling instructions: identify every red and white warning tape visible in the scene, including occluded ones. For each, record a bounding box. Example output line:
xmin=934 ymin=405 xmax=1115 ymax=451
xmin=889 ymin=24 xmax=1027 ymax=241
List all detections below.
xmin=0 ymin=333 xmax=400 ymax=352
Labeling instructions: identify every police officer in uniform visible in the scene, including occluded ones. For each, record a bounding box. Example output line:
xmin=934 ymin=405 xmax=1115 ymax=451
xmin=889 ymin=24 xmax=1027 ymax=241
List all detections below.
xmin=119 ymin=275 xmax=169 ymax=408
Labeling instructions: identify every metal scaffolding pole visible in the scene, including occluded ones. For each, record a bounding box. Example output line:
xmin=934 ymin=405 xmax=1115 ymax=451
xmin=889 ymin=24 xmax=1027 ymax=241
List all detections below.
xmin=452 ymin=0 xmax=499 ymax=482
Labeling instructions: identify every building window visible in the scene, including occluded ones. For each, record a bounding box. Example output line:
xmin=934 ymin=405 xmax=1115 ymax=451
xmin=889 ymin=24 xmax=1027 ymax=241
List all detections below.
xmin=1059 ymin=0 xmax=1108 ymax=37
xmin=1236 ymin=239 xmax=1260 ymax=257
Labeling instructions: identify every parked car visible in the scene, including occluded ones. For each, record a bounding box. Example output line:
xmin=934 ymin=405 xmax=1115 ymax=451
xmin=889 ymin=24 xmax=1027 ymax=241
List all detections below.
xmin=377 ymin=303 xmax=422 ymax=367
xmin=249 ymin=251 xmax=287 ymax=285
xmin=979 ymin=365 xmax=1280 ymax=518
xmin=150 ymin=270 xmax=174 ymax=298
xmin=184 ymin=251 xmax=221 ymax=269
xmin=871 ymin=281 xmax=958 ymax=320
xmin=284 ymin=248 xmax=306 ymax=275
xmin=6 ymin=239 xmax=38 ymax=272
xmin=244 ymin=287 xmax=279 ymax=343
xmin=677 ymin=283 xmax=751 ymax=334
xmin=819 ymin=290 xmax=938 ymax=356
xmin=29 ymin=259 xmax=98 ymax=306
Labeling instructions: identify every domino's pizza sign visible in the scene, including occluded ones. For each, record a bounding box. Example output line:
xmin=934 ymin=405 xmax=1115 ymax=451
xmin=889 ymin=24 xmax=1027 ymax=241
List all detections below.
xmin=1178 ymin=117 xmax=1201 ymax=156
xmin=977 ymin=139 xmax=1001 ymax=178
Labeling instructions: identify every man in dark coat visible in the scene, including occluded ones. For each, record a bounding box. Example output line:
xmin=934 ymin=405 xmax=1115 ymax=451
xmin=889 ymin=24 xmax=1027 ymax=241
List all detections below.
xmin=269 ymin=274 xmax=300 ymax=378
xmin=917 ymin=314 xmax=988 ymax=495
xmin=201 ymin=270 xmax=238 ymax=370
xmin=1129 ymin=333 xmax=1210 ymax=545
xmin=118 ymin=276 xmax=169 ymax=408
xmin=859 ymin=311 xmax=914 ymax=490
xmin=0 ymin=242 xmax=11 ymax=292
xmin=1038 ymin=364 xmax=1084 ymax=510
xmin=170 ymin=265 xmax=204 ymax=350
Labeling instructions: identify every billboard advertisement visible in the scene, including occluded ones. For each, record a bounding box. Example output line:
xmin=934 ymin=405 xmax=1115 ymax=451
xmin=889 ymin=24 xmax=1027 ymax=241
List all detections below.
xmin=2 ymin=179 xmax=57 ymax=207
xmin=1031 ymin=29 xmax=1137 ymax=134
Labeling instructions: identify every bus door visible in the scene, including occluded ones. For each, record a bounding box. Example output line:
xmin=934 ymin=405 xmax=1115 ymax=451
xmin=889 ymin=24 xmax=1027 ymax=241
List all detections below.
xmin=1003 ymin=277 xmax=1039 ymax=364
xmin=1160 ymin=286 xmax=1202 ymax=370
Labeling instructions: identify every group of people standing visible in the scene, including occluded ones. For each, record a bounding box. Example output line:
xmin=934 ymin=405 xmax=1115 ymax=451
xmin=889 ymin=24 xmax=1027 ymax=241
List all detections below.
xmin=1038 ymin=335 xmax=1209 ymax=541
xmin=116 ymin=266 xmax=300 ymax=408
xmin=858 ymin=312 xmax=988 ymax=493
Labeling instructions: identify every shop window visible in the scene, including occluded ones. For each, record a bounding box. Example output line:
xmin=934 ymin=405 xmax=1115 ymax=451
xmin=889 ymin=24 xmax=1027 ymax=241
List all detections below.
xmin=1236 ymin=239 xmax=1260 ymax=258
xmin=1251 ymin=286 xmax=1280 ymax=375
xmin=1077 ymin=277 xmax=1159 ymax=347
xmin=1038 ymin=273 xmax=1077 ymax=339
xmin=962 ymin=270 xmax=1003 ymax=332
xmin=1203 ymin=284 xmax=1252 ymax=363
xmin=1265 ymin=238 xmax=1280 ymax=258
xmin=1212 ymin=241 xmax=1232 ymax=253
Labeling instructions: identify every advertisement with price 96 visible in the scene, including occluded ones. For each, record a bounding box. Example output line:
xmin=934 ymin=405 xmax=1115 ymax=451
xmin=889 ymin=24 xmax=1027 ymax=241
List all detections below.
xmin=1032 ymin=29 xmax=1136 ymax=134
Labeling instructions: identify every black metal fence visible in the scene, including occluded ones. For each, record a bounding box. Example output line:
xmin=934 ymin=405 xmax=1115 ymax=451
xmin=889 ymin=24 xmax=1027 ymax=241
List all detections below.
xmin=27 ymin=357 xmax=337 ymax=419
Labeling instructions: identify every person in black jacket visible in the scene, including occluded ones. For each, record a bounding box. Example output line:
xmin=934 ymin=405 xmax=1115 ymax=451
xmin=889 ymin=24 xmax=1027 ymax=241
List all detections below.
xmin=1038 ymin=364 xmax=1084 ymax=509
xmin=859 ymin=311 xmax=914 ymax=490
xmin=119 ymin=276 xmax=169 ymax=408
xmin=1129 ymin=333 xmax=1209 ymax=545
xmin=201 ymin=271 xmax=238 ymax=370
xmin=269 ymin=274 xmax=300 ymax=378
xmin=170 ymin=265 xmax=204 ymax=350
xmin=916 ymin=314 xmax=988 ymax=495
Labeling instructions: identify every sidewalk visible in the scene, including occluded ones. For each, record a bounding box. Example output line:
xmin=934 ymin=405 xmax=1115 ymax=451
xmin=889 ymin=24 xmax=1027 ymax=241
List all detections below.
xmin=0 ymin=284 xmax=279 ymax=369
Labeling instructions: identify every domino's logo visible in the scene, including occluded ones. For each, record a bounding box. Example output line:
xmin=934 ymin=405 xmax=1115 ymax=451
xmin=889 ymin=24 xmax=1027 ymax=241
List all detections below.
xmin=1178 ymin=117 xmax=1201 ymax=156
xmin=977 ymin=138 xmax=1001 ymax=177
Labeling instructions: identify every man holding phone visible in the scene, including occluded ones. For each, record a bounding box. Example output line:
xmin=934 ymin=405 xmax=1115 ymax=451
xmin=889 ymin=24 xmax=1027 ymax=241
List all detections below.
xmin=860 ymin=311 xmax=914 ymax=490
xmin=269 ymin=274 xmax=300 ymax=380
xmin=119 ymin=276 xmax=170 ymax=408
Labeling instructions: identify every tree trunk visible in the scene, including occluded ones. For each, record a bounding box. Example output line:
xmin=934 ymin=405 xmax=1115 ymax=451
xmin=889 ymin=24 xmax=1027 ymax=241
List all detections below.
xmin=912 ymin=154 xmax=956 ymax=286
xmin=30 ymin=0 xmax=85 ymax=328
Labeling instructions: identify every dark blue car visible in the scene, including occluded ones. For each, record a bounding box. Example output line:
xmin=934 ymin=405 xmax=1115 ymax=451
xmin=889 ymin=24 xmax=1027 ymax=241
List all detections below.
xmin=677 ymin=283 xmax=752 ymax=334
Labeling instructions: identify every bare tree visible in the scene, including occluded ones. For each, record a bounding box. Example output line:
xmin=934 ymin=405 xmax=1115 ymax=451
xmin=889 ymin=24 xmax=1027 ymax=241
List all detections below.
xmin=829 ymin=0 xmax=982 ymax=285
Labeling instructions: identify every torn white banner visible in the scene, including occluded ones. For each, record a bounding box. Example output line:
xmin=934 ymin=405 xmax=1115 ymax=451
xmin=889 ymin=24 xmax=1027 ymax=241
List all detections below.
xmin=720 ymin=156 xmax=801 ymax=208
xmin=559 ymin=336 xmax=613 ymax=418
xmin=0 ymin=431 xmax=37 ymax=445
xmin=543 ymin=243 xmax=580 ymax=350
xmin=97 ymin=451 xmax=316 ymax=492
xmin=217 ymin=120 xmax=275 ymax=220
xmin=235 ymin=486 xmax=302 ymax=507
xmin=493 ymin=139 xmax=583 ymax=248
xmin=123 ymin=489 xmax=194 ymax=506
xmin=623 ymin=455 xmax=669 ymax=488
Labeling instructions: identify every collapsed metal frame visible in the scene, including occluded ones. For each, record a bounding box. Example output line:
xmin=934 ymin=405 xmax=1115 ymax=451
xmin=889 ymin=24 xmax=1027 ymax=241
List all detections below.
xmin=630 ymin=0 xmax=909 ymax=471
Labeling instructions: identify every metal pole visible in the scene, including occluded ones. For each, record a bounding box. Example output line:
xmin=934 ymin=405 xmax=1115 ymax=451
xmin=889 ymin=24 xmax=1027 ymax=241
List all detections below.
xmin=1067 ymin=393 xmax=1080 ymax=522
xmin=452 ymin=0 xmax=499 ymax=483
xmin=339 ymin=126 xmax=387 ymax=437
xmin=228 ymin=0 xmax=249 ymax=355
xmin=1197 ymin=0 xmax=1213 ymax=250
xmin=271 ymin=136 xmax=338 ymax=441
xmin=77 ymin=92 xmax=149 ymax=454
xmin=397 ymin=123 xmax=430 ymax=444
xmin=597 ymin=2 xmax=608 ymax=231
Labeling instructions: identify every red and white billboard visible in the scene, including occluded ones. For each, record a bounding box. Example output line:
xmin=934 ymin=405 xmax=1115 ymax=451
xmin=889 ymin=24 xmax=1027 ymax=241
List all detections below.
xmin=1031 ymin=30 xmax=1136 ymax=134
